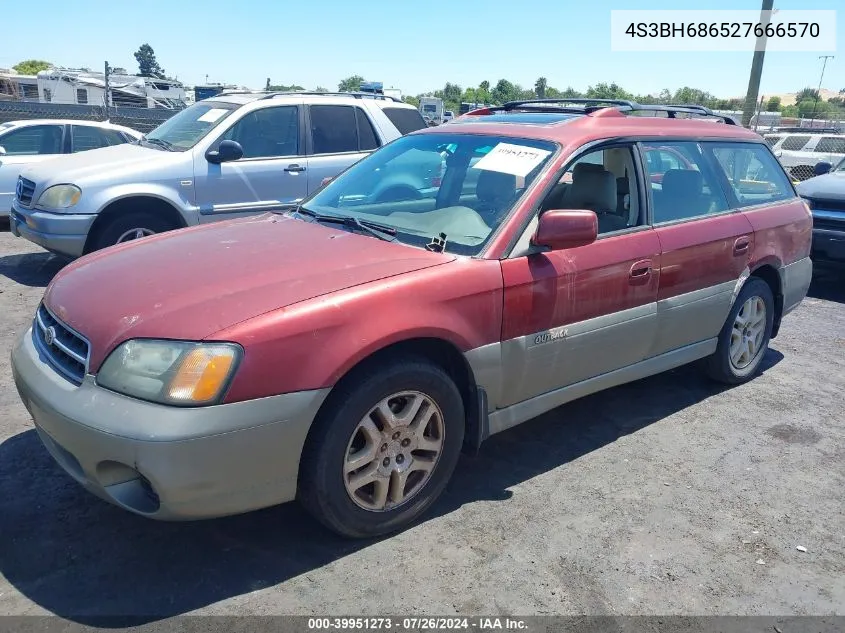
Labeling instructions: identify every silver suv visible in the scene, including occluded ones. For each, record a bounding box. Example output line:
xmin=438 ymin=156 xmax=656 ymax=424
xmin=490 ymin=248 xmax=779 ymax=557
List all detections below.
xmin=9 ymin=91 xmax=427 ymax=257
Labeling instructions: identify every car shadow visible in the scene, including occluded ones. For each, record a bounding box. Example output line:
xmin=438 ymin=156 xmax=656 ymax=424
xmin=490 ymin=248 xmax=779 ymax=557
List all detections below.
xmin=0 ymin=250 xmax=67 ymax=287
xmin=808 ymin=263 xmax=845 ymax=304
xmin=0 ymin=351 xmax=783 ymax=624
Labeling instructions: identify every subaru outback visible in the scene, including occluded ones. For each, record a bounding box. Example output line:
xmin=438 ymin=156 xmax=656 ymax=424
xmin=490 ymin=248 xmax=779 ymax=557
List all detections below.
xmin=12 ymin=99 xmax=813 ymax=538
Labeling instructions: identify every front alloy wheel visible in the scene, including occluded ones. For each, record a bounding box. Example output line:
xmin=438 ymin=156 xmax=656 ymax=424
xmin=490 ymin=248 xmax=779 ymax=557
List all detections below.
xmin=344 ymin=391 xmax=444 ymax=512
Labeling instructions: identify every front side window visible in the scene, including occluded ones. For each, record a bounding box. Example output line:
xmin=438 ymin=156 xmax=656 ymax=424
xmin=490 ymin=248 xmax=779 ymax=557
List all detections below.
xmin=709 ymin=142 xmax=795 ymax=207
xmin=301 ymin=133 xmax=557 ymax=255
xmin=780 ymin=135 xmax=811 ymax=151
xmin=541 ymin=145 xmax=644 ymax=235
xmin=813 ymin=136 xmax=845 ymax=154
xmin=71 ymin=126 xmax=127 ymax=152
xmin=641 ymin=142 xmax=729 ymax=224
xmin=144 ymin=101 xmax=239 ymax=151
xmin=0 ymin=124 xmax=63 ymax=155
xmin=221 ymin=106 xmax=299 ymax=158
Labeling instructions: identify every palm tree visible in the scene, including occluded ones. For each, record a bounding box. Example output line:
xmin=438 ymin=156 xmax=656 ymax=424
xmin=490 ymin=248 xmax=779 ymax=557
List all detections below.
xmin=535 ymin=77 xmax=547 ymax=100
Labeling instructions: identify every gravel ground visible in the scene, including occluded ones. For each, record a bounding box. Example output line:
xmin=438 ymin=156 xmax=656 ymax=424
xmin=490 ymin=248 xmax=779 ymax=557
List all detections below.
xmin=0 ymin=225 xmax=843 ymax=623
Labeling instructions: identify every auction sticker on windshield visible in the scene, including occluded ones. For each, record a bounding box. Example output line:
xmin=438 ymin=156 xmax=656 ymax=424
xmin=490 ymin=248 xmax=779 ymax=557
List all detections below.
xmin=471 ymin=143 xmax=552 ymax=177
xmin=197 ymin=108 xmax=229 ymax=123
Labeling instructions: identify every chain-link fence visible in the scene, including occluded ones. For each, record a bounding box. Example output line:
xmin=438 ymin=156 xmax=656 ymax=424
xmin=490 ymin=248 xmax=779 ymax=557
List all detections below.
xmin=0 ymin=99 xmax=179 ymax=133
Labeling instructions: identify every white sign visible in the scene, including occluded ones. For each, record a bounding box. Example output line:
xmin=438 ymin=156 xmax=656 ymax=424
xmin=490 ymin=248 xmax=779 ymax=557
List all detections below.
xmin=197 ymin=108 xmax=228 ymax=123
xmin=471 ymin=143 xmax=551 ymax=177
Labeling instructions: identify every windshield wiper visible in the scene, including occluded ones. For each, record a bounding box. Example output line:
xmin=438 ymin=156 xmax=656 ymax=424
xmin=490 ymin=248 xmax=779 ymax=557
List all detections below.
xmin=140 ymin=137 xmax=175 ymax=151
xmin=293 ymin=207 xmax=397 ymax=242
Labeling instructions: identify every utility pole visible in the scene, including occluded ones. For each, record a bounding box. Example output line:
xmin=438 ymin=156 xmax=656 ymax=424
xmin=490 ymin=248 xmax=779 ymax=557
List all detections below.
xmin=104 ymin=61 xmax=111 ymax=117
xmin=741 ymin=0 xmax=774 ymax=127
xmin=809 ymin=55 xmax=834 ymax=122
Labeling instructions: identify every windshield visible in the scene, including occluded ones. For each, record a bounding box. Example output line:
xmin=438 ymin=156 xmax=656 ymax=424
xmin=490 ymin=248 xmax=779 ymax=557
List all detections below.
xmin=144 ymin=101 xmax=239 ymax=150
xmin=301 ymin=133 xmax=557 ymax=255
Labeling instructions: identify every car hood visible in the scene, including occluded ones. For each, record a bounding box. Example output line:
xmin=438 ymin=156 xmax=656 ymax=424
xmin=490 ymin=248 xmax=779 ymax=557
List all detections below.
xmin=20 ymin=143 xmax=178 ymax=186
xmin=795 ymin=171 xmax=845 ymax=200
xmin=43 ymin=214 xmax=454 ymax=370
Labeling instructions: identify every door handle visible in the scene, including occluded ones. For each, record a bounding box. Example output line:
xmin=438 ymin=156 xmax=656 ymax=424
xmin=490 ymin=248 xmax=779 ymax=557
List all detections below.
xmin=284 ymin=164 xmax=306 ymax=173
xmin=629 ymin=259 xmax=653 ymax=283
xmin=733 ymin=236 xmax=751 ymax=255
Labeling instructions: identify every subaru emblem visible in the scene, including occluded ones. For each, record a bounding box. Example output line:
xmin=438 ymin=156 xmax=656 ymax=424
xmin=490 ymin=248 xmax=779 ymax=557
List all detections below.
xmin=43 ymin=326 xmax=56 ymax=346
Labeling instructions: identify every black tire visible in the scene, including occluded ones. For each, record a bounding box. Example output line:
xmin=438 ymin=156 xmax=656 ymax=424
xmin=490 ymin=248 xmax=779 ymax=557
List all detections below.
xmin=299 ymin=357 xmax=465 ymax=538
xmin=704 ymin=277 xmax=774 ymax=385
xmin=91 ymin=212 xmax=175 ymax=251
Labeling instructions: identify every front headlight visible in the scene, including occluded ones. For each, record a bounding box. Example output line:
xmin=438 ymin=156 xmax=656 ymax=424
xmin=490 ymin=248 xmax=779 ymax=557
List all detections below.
xmin=36 ymin=184 xmax=82 ymax=210
xmin=97 ymin=340 xmax=242 ymax=406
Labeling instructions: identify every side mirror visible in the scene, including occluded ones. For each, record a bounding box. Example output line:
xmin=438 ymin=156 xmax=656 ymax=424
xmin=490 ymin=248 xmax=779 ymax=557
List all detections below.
xmin=0 ymin=146 xmax=6 ymax=156
xmin=206 ymin=139 xmax=243 ymax=164
xmin=813 ymin=161 xmax=833 ymax=176
xmin=531 ymin=209 xmax=598 ymax=251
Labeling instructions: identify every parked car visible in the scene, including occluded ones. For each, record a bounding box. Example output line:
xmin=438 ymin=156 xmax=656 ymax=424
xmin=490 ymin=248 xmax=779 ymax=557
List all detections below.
xmin=796 ymin=158 xmax=845 ymax=263
xmin=0 ymin=119 xmax=140 ymax=218
xmin=9 ymin=92 xmax=427 ymax=257
xmin=767 ymin=132 xmax=845 ymax=182
xmin=443 ymin=110 xmax=455 ymax=123
xmin=12 ymin=101 xmax=812 ymax=538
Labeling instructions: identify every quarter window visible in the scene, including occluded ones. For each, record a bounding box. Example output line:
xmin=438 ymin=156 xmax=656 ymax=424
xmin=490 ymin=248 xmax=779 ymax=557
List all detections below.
xmin=355 ymin=108 xmax=379 ymax=151
xmin=709 ymin=143 xmax=794 ymax=207
xmin=221 ymin=106 xmax=299 ymax=158
xmin=641 ymin=142 xmax=729 ymax=224
xmin=780 ymin=135 xmax=811 ymax=151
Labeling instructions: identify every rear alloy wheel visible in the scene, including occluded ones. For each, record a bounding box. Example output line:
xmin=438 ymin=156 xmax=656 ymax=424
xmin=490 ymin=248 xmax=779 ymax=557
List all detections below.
xmin=705 ymin=277 xmax=774 ymax=384
xmin=299 ymin=358 xmax=464 ymax=538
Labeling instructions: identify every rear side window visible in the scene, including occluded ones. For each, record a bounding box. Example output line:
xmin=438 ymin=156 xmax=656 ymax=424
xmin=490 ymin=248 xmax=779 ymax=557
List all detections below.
xmin=382 ymin=107 xmax=427 ymax=134
xmin=641 ymin=142 xmax=729 ymax=224
xmin=780 ymin=135 xmax=811 ymax=151
xmin=0 ymin=124 xmax=63 ymax=155
xmin=709 ymin=143 xmax=794 ymax=207
xmin=71 ymin=126 xmax=127 ymax=152
xmin=814 ymin=136 xmax=845 ymax=154
xmin=355 ymin=108 xmax=379 ymax=151
xmin=310 ymin=105 xmax=358 ymax=154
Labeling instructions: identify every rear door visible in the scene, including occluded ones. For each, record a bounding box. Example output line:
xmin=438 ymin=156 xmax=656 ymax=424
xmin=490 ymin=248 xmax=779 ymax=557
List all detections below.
xmin=304 ymin=104 xmax=380 ymax=193
xmin=643 ymin=140 xmax=753 ymax=358
xmin=195 ymin=103 xmax=308 ymax=223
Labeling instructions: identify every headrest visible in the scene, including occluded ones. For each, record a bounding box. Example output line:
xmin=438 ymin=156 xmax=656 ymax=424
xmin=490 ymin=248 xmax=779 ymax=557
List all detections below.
xmin=568 ymin=167 xmax=617 ymax=214
xmin=476 ymin=169 xmax=517 ymax=205
xmin=662 ymin=169 xmax=703 ymax=197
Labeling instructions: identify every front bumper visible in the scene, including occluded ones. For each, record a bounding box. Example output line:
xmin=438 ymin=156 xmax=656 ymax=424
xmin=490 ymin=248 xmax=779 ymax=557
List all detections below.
xmin=10 ymin=199 xmax=96 ymax=258
xmin=812 ymin=228 xmax=845 ymax=263
xmin=11 ymin=326 xmax=329 ymax=520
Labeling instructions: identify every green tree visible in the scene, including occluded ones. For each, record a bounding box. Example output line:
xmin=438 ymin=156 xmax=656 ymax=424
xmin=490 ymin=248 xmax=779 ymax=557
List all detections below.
xmin=477 ymin=80 xmax=491 ymax=104
xmin=671 ymin=86 xmax=716 ymax=106
xmin=338 ymin=75 xmax=365 ymax=92
xmin=765 ymin=96 xmax=782 ymax=112
xmin=314 ymin=86 xmax=329 ymax=93
xmin=795 ymin=87 xmax=819 ymax=103
xmin=798 ymin=98 xmax=829 ymax=118
xmin=134 ymin=43 xmax=165 ymax=78
xmin=404 ymin=95 xmax=420 ymax=107
xmin=13 ymin=60 xmax=52 ymax=75
xmin=534 ymin=77 xmax=547 ymax=99
xmin=491 ymin=79 xmax=520 ymax=104
xmin=585 ymin=82 xmax=634 ymax=100
xmin=267 ymin=84 xmax=304 ymax=92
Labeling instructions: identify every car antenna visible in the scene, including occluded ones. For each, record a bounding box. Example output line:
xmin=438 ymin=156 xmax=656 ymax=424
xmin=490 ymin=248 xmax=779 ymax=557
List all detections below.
xmin=426 ymin=232 xmax=448 ymax=253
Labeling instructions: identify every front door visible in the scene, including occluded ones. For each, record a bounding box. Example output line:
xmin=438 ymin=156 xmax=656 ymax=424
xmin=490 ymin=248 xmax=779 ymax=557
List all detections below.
xmin=641 ymin=141 xmax=753 ymax=357
xmin=498 ymin=143 xmax=661 ymax=408
xmin=194 ymin=104 xmax=308 ymax=223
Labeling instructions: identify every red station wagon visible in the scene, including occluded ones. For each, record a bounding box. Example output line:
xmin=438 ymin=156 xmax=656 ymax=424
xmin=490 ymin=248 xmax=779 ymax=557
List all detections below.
xmin=11 ymin=100 xmax=813 ymax=538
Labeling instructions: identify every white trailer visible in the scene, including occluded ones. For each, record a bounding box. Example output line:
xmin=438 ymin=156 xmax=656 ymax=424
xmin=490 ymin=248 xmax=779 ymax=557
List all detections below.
xmin=419 ymin=96 xmax=444 ymax=124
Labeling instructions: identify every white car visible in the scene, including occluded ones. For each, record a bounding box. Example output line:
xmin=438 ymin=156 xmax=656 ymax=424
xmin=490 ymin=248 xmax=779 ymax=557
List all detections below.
xmin=0 ymin=119 xmax=141 ymax=217
xmin=766 ymin=132 xmax=845 ymax=182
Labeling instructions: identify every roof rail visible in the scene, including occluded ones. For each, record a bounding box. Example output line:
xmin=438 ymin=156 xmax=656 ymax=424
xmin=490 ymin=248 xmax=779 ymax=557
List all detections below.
xmin=215 ymin=89 xmax=402 ymax=103
xmin=502 ymin=98 xmax=636 ymax=111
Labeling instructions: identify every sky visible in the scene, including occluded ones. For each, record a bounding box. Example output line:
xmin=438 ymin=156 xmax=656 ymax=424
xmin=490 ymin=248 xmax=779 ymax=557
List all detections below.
xmin=0 ymin=0 xmax=841 ymax=99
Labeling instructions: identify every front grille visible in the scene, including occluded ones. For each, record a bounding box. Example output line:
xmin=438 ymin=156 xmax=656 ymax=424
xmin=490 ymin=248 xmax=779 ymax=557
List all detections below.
xmin=807 ymin=197 xmax=845 ymax=213
xmin=33 ymin=303 xmax=90 ymax=385
xmin=16 ymin=177 xmax=36 ymax=207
